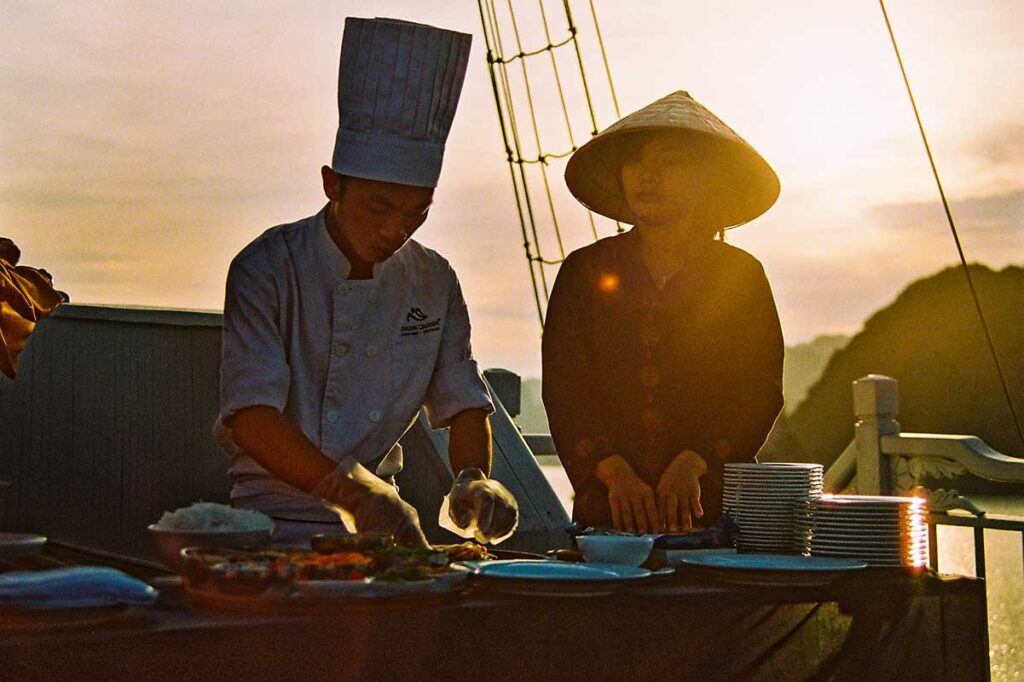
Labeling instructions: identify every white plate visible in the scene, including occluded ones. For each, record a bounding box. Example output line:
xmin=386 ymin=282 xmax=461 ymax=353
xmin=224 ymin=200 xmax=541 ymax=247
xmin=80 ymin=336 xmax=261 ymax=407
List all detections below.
xmin=725 ymin=474 xmax=823 ymax=481
xmin=812 ymin=533 xmax=927 ymax=542
xmin=808 ymin=507 xmax=919 ymax=515
xmin=737 ymin=522 xmax=798 ymax=530
xmin=729 ymin=490 xmax=816 ymax=497
xmin=724 ymin=473 xmax=823 ymax=478
xmin=737 ymin=524 xmax=801 ymax=532
xmin=810 ymin=521 xmax=926 ymax=530
xmin=472 ymin=560 xmax=650 ymax=581
xmin=0 ymin=533 xmax=47 ymax=559
xmin=810 ymin=531 xmax=924 ymax=540
xmin=806 ymin=518 xmax=919 ymax=527
xmin=815 ymin=494 xmax=923 ymax=503
xmin=725 ymin=476 xmax=822 ymax=483
xmin=809 ymin=524 xmax=923 ymax=533
xmin=725 ymin=463 xmax=823 ymax=470
xmin=810 ymin=549 xmax=911 ymax=560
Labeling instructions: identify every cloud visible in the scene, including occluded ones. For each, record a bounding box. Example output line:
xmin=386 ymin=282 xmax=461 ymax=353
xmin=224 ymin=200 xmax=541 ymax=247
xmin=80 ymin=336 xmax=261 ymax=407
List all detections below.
xmin=869 ymin=187 xmax=1024 ymax=238
xmin=969 ymin=124 xmax=1024 ymax=167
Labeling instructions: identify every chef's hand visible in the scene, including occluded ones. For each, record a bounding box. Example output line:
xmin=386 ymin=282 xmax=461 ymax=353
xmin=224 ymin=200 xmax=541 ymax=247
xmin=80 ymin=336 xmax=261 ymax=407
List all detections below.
xmin=656 ymin=450 xmax=706 ymax=532
xmin=313 ymin=457 xmax=429 ymax=548
xmin=442 ymin=468 xmax=519 ymax=544
xmin=595 ymin=455 xmax=663 ymax=534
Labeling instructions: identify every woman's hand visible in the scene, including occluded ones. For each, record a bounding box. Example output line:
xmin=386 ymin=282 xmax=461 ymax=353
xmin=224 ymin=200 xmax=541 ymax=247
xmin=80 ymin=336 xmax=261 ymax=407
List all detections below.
xmin=656 ymin=450 xmax=707 ymax=532
xmin=595 ymin=455 xmax=663 ymax=534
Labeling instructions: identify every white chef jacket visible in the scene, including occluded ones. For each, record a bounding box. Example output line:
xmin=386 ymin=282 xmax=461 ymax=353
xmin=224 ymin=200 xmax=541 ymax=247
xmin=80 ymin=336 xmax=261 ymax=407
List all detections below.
xmin=217 ymin=208 xmax=494 ymax=522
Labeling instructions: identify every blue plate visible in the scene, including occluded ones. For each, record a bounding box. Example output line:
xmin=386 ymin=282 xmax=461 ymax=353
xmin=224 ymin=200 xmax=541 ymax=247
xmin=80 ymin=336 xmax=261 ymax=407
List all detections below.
xmin=680 ymin=553 xmax=867 ymax=572
xmin=472 ymin=560 xmax=650 ymax=581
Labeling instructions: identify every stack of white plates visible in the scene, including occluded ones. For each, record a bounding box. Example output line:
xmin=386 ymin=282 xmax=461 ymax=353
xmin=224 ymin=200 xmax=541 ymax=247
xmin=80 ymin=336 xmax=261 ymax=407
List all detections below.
xmin=795 ymin=495 xmax=928 ymax=568
xmin=723 ymin=463 xmax=824 ymax=553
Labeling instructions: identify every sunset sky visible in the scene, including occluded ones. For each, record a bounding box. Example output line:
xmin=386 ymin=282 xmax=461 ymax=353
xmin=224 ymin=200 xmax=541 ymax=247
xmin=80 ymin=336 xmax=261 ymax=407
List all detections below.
xmin=2 ymin=0 xmax=1021 ymax=378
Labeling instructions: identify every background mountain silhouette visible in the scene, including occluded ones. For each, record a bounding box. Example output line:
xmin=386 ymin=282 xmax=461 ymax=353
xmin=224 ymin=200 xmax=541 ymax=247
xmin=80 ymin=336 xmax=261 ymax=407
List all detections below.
xmin=760 ymin=263 xmax=1024 ymax=469
xmin=781 ymin=334 xmax=850 ymax=413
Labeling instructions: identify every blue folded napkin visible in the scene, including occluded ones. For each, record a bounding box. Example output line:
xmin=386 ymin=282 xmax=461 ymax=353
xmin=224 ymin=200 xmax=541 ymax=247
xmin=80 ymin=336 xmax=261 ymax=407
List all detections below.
xmin=0 ymin=567 xmax=159 ymax=609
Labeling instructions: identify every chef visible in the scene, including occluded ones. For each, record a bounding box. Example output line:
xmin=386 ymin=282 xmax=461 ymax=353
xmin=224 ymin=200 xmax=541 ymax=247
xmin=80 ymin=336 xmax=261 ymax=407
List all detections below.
xmin=216 ymin=17 xmax=518 ymax=548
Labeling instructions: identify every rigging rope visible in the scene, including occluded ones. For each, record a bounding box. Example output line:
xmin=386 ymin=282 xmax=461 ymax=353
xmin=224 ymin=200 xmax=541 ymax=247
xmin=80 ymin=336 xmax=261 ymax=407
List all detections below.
xmin=479 ymin=0 xmax=622 ymax=328
xmin=880 ymin=0 xmax=1024 ymax=452
xmin=588 ymin=0 xmax=620 ymax=119
xmin=506 ymin=0 xmax=568 ymax=260
xmin=477 ymin=0 xmax=547 ymax=325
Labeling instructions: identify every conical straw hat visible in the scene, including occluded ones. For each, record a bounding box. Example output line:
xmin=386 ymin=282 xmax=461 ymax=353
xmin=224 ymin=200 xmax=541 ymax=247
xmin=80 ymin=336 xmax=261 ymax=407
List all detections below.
xmin=564 ymin=91 xmax=779 ymax=228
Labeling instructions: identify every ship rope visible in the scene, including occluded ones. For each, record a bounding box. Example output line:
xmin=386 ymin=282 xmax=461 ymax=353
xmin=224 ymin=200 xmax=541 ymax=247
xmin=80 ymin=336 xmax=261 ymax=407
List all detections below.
xmin=478 ymin=0 xmax=622 ymax=327
xmin=880 ymin=0 xmax=1024 ymax=451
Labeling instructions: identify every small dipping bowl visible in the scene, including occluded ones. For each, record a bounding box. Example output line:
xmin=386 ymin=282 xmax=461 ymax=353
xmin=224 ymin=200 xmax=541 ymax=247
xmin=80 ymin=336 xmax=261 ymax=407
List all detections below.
xmin=576 ymin=535 xmax=654 ymax=567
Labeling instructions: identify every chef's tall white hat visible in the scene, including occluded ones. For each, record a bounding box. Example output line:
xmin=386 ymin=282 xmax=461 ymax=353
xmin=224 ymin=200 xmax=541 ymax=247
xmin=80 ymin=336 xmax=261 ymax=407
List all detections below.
xmin=331 ymin=18 xmax=472 ymax=188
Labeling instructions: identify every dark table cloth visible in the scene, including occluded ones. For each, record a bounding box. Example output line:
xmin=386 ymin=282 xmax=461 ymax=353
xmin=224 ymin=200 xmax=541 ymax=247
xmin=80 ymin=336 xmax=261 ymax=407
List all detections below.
xmin=0 ymin=563 xmax=987 ymax=682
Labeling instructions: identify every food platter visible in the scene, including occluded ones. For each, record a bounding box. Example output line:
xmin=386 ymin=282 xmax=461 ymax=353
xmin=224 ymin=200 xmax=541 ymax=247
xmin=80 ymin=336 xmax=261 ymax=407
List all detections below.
xmin=179 ymin=541 xmax=492 ymax=610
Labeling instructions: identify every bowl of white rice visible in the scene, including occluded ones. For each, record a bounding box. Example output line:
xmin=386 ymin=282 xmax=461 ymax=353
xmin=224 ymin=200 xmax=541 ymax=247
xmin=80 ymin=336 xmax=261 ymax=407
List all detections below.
xmin=148 ymin=503 xmax=274 ymax=572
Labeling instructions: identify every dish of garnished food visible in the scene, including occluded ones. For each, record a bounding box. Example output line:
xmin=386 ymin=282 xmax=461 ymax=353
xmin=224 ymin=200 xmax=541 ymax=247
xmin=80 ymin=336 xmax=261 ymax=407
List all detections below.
xmin=180 ymin=537 xmax=498 ymax=601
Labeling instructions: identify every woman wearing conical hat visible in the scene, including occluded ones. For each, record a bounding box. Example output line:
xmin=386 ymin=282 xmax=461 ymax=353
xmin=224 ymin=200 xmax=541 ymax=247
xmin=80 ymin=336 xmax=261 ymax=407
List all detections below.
xmin=542 ymin=91 xmax=784 ymax=534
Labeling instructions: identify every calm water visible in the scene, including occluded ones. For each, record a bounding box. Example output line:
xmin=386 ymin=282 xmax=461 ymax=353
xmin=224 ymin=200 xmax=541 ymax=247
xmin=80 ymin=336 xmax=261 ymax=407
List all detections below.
xmin=538 ymin=461 xmax=1023 ymax=681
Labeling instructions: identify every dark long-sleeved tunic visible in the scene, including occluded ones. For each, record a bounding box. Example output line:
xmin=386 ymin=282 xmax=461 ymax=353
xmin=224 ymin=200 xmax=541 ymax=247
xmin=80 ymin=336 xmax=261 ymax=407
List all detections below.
xmin=541 ymin=230 xmax=784 ymax=528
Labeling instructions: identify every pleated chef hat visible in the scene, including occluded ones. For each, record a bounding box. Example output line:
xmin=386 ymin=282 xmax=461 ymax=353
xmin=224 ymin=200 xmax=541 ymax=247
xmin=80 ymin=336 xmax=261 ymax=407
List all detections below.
xmin=331 ymin=17 xmax=472 ymax=188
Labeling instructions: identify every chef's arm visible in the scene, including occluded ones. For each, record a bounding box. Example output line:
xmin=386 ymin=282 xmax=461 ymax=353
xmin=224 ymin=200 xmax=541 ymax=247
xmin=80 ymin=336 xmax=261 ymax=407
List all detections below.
xmin=227 ymin=405 xmax=429 ymax=546
xmin=447 ymin=407 xmax=492 ymax=476
xmin=227 ymin=406 xmax=350 ymax=494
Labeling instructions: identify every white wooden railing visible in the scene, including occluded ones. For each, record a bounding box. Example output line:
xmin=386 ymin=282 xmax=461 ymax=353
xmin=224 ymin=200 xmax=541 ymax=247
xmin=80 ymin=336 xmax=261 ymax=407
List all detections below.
xmin=825 ymin=374 xmax=1024 ymax=577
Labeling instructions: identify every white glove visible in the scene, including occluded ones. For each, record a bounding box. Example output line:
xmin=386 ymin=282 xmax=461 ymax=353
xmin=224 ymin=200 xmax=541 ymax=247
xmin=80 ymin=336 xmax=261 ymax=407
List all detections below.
xmin=313 ymin=457 xmax=428 ymax=548
xmin=439 ymin=468 xmax=519 ymax=545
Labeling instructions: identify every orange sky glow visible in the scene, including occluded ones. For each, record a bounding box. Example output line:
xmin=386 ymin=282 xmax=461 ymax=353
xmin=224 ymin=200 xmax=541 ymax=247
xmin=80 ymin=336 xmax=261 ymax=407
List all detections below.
xmin=2 ymin=1 xmax=1021 ymax=377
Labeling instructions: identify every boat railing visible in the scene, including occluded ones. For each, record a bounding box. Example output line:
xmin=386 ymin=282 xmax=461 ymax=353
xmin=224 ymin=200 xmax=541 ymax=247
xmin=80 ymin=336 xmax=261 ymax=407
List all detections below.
xmin=824 ymin=373 xmax=1024 ymax=579
xmin=511 ymin=371 xmax=1024 ymax=578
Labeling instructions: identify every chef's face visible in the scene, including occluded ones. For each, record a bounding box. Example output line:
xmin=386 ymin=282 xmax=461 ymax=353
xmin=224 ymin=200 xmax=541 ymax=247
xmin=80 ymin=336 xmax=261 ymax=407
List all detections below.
xmin=619 ymin=135 xmax=706 ymax=229
xmin=322 ymin=168 xmax=434 ymax=264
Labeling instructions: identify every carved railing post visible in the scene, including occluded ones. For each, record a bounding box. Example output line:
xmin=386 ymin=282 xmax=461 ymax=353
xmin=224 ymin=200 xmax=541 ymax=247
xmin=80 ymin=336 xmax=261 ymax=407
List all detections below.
xmin=853 ymin=374 xmax=901 ymax=494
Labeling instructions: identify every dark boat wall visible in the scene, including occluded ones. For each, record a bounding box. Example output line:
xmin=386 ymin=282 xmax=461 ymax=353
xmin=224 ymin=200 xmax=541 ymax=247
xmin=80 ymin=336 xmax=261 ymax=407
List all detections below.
xmin=0 ymin=305 xmax=567 ymax=560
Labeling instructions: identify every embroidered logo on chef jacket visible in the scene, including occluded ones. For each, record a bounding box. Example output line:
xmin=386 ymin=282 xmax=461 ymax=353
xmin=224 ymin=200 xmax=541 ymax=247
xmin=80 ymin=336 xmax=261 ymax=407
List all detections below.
xmin=400 ymin=307 xmax=441 ymax=337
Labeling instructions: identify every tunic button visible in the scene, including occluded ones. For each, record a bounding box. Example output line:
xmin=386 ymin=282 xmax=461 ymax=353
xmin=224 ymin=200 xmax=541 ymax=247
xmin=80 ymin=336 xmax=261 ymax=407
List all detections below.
xmin=326 ymin=410 xmax=339 ymax=424
xmin=640 ymin=365 xmax=661 ymax=388
xmin=640 ymin=406 xmax=664 ymax=431
xmin=366 ymin=344 xmax=378 ymax=357
xmin=333 ymin=343 xmax=349 ymax=357
xmin=369 ymin=409 xmax=381 ymax=423
xmin=368 ymin=291 xmax=380 ymax=303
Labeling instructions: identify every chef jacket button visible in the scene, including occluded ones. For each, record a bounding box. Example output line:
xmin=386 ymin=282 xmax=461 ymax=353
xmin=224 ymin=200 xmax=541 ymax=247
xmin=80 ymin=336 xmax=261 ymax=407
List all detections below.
xmin=332 ymin=343 xmax=349 ymax=357
xmin=368 ymin=291 xmax=380 ymax=303
xmin=366 ymin=344 xmax=378 ymax=357
xmin=369 ymin=409 xmax=381 ymax=423
xmin=326 ymin=410 xmax=340 ymax=424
